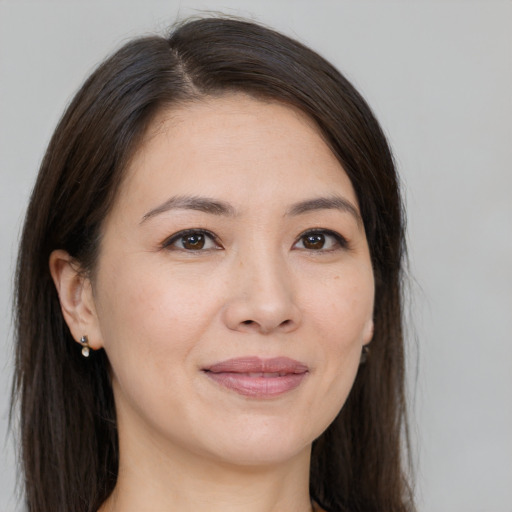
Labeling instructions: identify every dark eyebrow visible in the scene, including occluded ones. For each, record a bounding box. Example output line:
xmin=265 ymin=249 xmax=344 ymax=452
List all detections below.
xmin=286 ymin=196 xmax=363 ymax=226
xmin=141 ymin=195 xmax=237 ymax=223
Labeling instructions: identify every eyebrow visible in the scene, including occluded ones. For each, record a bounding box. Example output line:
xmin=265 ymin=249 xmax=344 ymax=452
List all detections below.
xmin=286 ymin=196 xmax=362 ymax=226
xmin=141 ymin=194 xmax=362 ymax=225
xmin=141 ymin=195 xmax=236 ymax=223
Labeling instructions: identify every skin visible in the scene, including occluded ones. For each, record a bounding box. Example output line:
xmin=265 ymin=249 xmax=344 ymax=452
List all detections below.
xmin=50 ymin=94 xmax=375 ymax=512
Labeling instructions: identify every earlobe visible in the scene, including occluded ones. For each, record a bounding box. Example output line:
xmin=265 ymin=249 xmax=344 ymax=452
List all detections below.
xmin=360 ymin=320 xmax=374 ymax=365
xmin=363 ymin=318 xmax=374 ymax=345
xmin=49 ymin=250 xmax=103 ymax=351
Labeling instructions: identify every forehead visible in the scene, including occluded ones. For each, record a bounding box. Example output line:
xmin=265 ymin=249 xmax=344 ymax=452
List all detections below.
xmin=118 ymin=93 xmax=357 ymax=212
xmin=145 ymin=92 xmax=324 ymax=140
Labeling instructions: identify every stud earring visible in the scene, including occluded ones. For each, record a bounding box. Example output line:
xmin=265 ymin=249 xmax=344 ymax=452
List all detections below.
xmin=80 ymin=335 xmax=91 ymax=357
xmin=360 ymin=345 xmax=370 ymax=364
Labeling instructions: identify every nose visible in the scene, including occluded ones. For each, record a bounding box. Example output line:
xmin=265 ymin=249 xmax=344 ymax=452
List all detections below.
xmin=222 ymin=252 xmax=302 ymax=335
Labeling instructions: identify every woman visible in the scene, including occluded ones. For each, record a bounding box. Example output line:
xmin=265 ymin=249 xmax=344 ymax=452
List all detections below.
xmin=12 ymin=16 xmax=413 ymax=512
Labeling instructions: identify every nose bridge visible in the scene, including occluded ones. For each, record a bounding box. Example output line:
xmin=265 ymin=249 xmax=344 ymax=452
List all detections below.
xmin=223 ymin=237 xmax=300 ymax=334
xmin=243 ymin=243 xmax=289 ymax=302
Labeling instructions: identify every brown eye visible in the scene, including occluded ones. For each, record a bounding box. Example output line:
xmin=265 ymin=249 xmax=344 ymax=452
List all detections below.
xmin=182 ymin=233 xmax=205 ymax=250
xmin=293 ymin=230 xmax=347 ymax=252
xmin=164 ymin=230 xmax=220 ymax=251
xmin=302 ymin=233 xmax=325 ymax=250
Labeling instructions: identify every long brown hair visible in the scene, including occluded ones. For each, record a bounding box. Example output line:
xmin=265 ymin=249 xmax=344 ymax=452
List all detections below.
xmin=12 ymin=16 xmax=413 ymax=512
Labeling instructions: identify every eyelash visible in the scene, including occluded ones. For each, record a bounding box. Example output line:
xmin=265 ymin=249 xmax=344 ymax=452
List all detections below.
xmin=161 ymin=228 xmax=349 ymax=252
xmin=294 ymin=229 xmax=349 ymax=252
xmin=162 ymin=229 xmax=221 ymax=251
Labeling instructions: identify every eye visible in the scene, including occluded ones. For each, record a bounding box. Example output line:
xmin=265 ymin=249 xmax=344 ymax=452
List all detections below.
xmin=163 ymin=229 xmax=221 ymax=251
xmin=293 ymin=229 xmax=348 ymax=251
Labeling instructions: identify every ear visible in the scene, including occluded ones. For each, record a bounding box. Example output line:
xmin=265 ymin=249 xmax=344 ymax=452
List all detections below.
xmin=49 ymin=249 xmax=103 ymax=351
xmin=363 ymin=318 xmax=374 ymax=345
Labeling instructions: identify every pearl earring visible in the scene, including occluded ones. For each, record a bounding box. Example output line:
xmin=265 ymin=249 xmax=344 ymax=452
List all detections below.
xmin=80 ymin=335 xmax=91 ymax=357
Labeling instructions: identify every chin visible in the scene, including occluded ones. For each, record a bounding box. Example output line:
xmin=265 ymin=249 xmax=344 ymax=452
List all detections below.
xmin=208 ymin=439 xmax=310 ymax=468
xmin=192 ymin=417 xmax=318 ymax=468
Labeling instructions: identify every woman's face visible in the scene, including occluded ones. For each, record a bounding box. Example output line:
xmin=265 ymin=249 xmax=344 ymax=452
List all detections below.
xmin=87 ymin=94 xmax=374 ymax=466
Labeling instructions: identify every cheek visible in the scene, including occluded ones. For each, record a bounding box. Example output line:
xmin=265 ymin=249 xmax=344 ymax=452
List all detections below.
xmin=306 ymin=269 xmax=374 ymax=342
xmin=92 ymin=261 xmax=226 ymax=420
xmin=93 ymin=259 xmax=220 ymax=368
xmin=303 ymin=269 xmax=374 ymax=407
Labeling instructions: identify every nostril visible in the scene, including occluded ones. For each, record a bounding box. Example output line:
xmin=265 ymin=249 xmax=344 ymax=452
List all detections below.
xmin=232 ymin=311 xmax=299 ymax=333
xmin=241 ymin=319 xmax=293 ymax=328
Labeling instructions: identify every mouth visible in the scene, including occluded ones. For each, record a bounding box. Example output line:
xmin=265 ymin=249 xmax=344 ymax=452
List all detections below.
xmin=202 ymin=357 xmax=309 ymax=398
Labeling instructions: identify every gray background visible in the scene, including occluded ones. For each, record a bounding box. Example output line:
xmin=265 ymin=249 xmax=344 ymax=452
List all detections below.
xmin=1 ymin=1 xmax=511 ymax=511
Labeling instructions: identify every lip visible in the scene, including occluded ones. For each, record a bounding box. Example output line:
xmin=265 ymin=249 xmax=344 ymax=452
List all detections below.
xmin=203 ymin=357 xmax=309 ymax=398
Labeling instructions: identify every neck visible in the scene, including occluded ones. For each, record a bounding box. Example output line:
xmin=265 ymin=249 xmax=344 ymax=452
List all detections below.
xmin=99 ymin=423 xmax=313 ymax=512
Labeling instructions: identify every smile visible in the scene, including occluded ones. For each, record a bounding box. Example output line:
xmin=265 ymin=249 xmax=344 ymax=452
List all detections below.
xmin=203 ymin=357 xmax=309 ymax=398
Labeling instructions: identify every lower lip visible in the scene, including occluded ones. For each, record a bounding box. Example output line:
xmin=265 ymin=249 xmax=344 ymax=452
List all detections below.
xmin=204 ymin=372 xmax=307 ymax=398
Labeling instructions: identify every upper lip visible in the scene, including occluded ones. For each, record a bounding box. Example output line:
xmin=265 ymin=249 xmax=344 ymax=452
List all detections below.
xmin=204 ymin=356 xmax=309 ymax=374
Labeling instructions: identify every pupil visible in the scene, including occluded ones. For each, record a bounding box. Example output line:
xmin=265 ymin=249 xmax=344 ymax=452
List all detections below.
xmin=304 ymin=234 xmax=324 ymax=249
xmin=183 ymin=233 xmax=205 ymax=250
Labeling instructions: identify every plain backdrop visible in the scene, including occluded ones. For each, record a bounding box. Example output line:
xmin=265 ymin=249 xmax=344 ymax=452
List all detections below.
xmin=1 ymin=1 xmax=511 ymax=511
